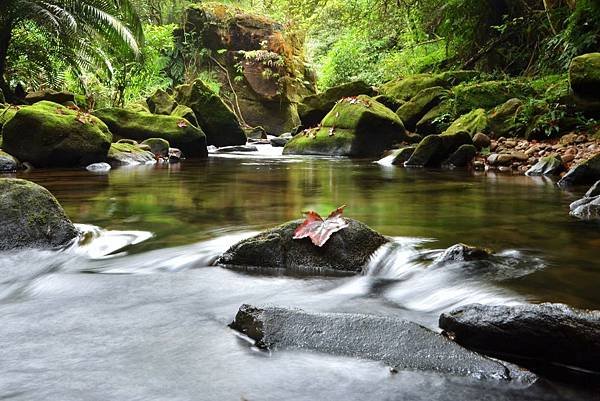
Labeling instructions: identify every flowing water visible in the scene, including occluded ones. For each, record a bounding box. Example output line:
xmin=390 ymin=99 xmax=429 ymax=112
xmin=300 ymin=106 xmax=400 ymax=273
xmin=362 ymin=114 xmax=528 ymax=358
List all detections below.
xmin=1 ymin=145 xmax=599 ymax=400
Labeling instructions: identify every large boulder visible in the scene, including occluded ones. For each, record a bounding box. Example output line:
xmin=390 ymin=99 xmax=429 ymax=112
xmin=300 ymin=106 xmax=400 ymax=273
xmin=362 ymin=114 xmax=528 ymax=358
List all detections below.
xmin=171 ymin=104 xmax=199 ymax=127
xmin=298 ymin=81 xmax=375 ymax=127
xmin=25 ymin=90 xmax=75 ymax=105
xmin=569 ymin=53 xmax=600 ymax=101
xmin=107 ymin=143 xmax=156 ymax=166
xmin=439 ymin=303 xmax=600 ymax=374
xmin=557 ymin=153 xmax=600 ymax=188
xmin=444 ymin=109 xmax=488 ymax=137
xmin=452 ymin=81 xmax=531 ymax=115
xmin=174 ymin=80 xmax=246 ymax=147
xmin=396 ymin=86 xmax=449 ymax=131
xmin=525 ymin=156 xmax=564 ymax=176
xmin=93 ymin=108 xmax=208 ymax=157
xmin=230 ymin=305 xmax=533 ymax=381
xmin=487 ymin=98 xmax=524 ymax=138
xmin=175 ymin=2 xmax=316 ymax=134
xmin=0 ymin=178 xmax=78 ymax=250
xmin=283 ymin=96 xmax=409 ymax=158
xmin=146 ymin=89 xmax=177 ymax=115
xmin=3 ymin=101 xmax=112 ymax=167
xmin=405 ymin=131 xmax=472 ymax=167
xmin=570 ymin=195 xmax=600 ymax=220
xmin=380 ymin=73 xmax=447 ymax=102
xmin=216 ymin=218 xmax=388 ymax=275
xmin=415 ymin=100 xmax=454 ymax=136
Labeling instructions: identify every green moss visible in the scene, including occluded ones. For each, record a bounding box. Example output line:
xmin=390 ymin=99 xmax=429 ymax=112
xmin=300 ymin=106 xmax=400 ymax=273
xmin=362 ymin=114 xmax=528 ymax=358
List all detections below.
xmin=569 ymin=53 xmax=600 ymax=100
xmin=415 ymin=100 xmax=455 ymax=136
xmin=93 ymin=107 xmax=207 ymax=157
xmin=452 ymin=80 xmax=532 ymax=115
xmin=147 ymin=89 xmax=177 ymax=115
xmin=322 ymin=95 xmax=404 ymax=128
xmin=396 ymin=86 xmax=449 ymax=131
xmin=171 ymin=105 xmax=198 ymax=127
xmin=174 ymin=79 xmax=246 ymax=147
xmin=380 ymin=73 xmax=447 ymax=102
xmin=2 ymin=101 xmax=112 ymax=167
xmin=283 ymin=127 xmax=356 ymax=156
xmin=487 ymin=99 xmax=524 ymax=138
xmin=445 ymin=109 xmax=489 ymax=137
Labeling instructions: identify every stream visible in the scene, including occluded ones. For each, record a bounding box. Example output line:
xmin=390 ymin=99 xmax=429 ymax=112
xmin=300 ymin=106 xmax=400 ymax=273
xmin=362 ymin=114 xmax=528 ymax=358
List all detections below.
xmin=1 ymin=145 xmax=599 ymax=400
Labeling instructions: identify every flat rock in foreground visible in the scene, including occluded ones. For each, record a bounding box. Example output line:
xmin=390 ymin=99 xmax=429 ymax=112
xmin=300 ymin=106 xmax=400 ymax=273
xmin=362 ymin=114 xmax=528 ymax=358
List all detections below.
xmin=216 ymin=219 xmax=388 ymax=275
xmin=230 ymin=305 xmax=534 ymax=382
xmin=439 ymin=303 xmax=600 ymax=374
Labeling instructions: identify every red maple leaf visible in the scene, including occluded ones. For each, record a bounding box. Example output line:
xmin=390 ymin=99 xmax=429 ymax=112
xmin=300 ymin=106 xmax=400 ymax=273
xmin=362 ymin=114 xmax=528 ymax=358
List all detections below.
xmin=293 ymin=205 xmax=349 ymax=247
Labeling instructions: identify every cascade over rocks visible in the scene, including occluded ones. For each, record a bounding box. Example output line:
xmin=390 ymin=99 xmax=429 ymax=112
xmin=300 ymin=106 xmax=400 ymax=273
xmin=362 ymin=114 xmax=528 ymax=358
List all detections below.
xmin=176 ymin=3 xmax=316 ymax=135
xmin=439 ymin=303 xmax=600 ymax=375
xmin=283 ymin=95 xmax=410 ymax=158
xmin=0 ymin=178 xmax=78 ymax=251
xmin=3 ymin=101 xmax=112 ymax=167
xmin=93 ymin=108 xmax=208 ymax=158
xmin=216 ymin=218 xmax=388 ymax=275
xmin=230 ymin=305 xmax=534 ymax=382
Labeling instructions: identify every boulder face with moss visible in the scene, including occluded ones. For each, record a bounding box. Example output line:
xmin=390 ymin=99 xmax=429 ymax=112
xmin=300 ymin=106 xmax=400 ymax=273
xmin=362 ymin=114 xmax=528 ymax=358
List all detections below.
xmin=174 ymin=80 xmax=246 ymax=147
xmin=444 ymin=109 xmax=489 ymax=137
xmin=283 ymin=96 xmax=409 ymax=158
xmin=93 ymin=108 xmax=208 ymax=158
xmin=452 ymin=81 xmax=532 ymax=115
xmin=176 ymin=2 xmax=316 ymax=134
xmin=405 ymin=131 xmax=473 ymax=167
xmin=487 ymin=98 xmax=524 ymax=138
xmin=396 ymin=86 xmax=449 ymax=131
xmin=380 ymin=74 xmax=447 ymax=102
xmin=0 ymin=178 xmax=78 ymax=251
xmin=107 ymin=143 xmax=157 ymax=166
xmin=146 ymin=89 xmax=177 ymax=115
xmin=3 ymin=101 xmax=112 ymax=167
xmin=569 ymin=53 xmax=600 ymax=101
xmin=298 ymin=81 xmax=375 ymax=127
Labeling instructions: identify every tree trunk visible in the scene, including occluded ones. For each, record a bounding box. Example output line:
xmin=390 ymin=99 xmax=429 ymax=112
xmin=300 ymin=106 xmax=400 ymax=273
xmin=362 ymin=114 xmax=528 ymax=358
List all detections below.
xmin=0 ymin=22 xmax=13 ymax=101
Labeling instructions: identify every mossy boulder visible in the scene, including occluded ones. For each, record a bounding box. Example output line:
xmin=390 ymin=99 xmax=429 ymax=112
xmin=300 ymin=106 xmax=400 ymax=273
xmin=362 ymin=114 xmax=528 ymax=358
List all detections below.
xmin=557 ymin=153 xmax=600 ymax=188
xmin=107 ymin=143 xmax=156 ymax=166
xmin=146 ymin=89 xmax=177 ymax=115
xmin=25 ymin=90 xmax=75 ymax=105
xmin=438 ymin=70 xmax=481 ymax=86
xmin=569 ymin=53 xmax=600 ymax=101
xmin=0 ymin=105 xmax=19 ymax=131
xmin=0 ymin=178 xmax=78 ymax=251
xmin=283 ymin=96 xmax=409 ymax=158
xmin=390 ymin=146 xmax=416 ymax=165
xmin=396 ymin=87 xmax=449 ymax=131
xmin=373 ymin=95 xmax=404 ymax=111
xmin=126 ymin=102 xmax=150 ymax=113
xmin=415 ymin=100 xmax=454 ymax=136
xmin=3 ymin=101 xmax=112 ymax=167
xmin=93 ymin=108 xmax=207 ymax=157
xmin=141 ymin=138 xmax=170 ymax=157
xmin=171 ymin=104 xmax=198 ymax=127
xmin=238 ymin=97 xmax=300 ymax=135
xmin=446 ymin=144 xmax=477 ymax=167
xmin=452 ymin=81 xmax=531 ymax=115
xmin=0 ymin=150 xmax=19 ymax=172
xmin=487 ymin=98 xmax=524 ymax=138
xmin=174 ymin=80 xmax=246 ymax=147
xmin=298 ymin=81 xmax=375 ymax=127
xmin=405 ymin=131 xmax=472 ymax=167
xmin=216 ymin=218 xmax=389 ymax=275
xmin=444 ymin=109 xmax=489 ymax=137
xmin=380 ymin=74 xmax=447 ymax=102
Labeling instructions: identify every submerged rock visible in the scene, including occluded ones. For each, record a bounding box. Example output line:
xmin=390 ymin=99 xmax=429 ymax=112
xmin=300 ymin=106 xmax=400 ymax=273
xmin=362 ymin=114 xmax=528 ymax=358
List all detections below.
xmin=283 ymin=96 xmax=409 ymax=158
xmin=85 ymin=162 xmax=111 ymax=172
xmin=0 ymin=178 xmax=78 ymax=250
xmin=216 ymin=218 xmax=388 ymax=275
xmin=570 ymin=196 xmax=600 ymax=220
xmin=586 ymin=180 xmax=600 ymax=197
xmin=557 ymin=153 xmax=600 ymax=188
xmin=298 ymin=81 xmax=375 ymax=127
xmin=93 ymin=108 xmax=207 ymax=158
xmin=439 ymin=303 xmax=600 ymax=375
xmin=525 ymin=156 xmax=564 ymax=176
xmin=3 ymin=101 xmax=112 ymax=167
xmin=107 ymin=143 xmax=156 ymax=166
xmin=435 ymin=243 xmax=493 ymax=263
xmin=0 ymin=150 xmax=20 ymax=172
xmin=214 ymin=145 xmax=258 ymax=153
xmin=270 ymin=137 xmax=289 ymax=147
xmin=230 ymin=305 xmax=533 ymax=381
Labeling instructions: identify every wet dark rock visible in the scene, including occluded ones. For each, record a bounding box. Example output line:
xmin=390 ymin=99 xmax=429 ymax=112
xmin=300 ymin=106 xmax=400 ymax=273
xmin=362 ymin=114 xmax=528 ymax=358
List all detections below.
xmin=439 ymin=303 xmax=600 ymax=375
xmin=472 ymin=132 xmax=491 ymax=150
xmin=215 ymin=145 xmax=258 ymax=153
xmin=435 ymin=243 xmax=493 ymax=263
xmin=570 ymin=195 xmax=600 ymax=220
xmin=216 ymin=219 xmax=388 ymax=275
xmin=445 ymin=144 xmax=477 ymax=167
xmin=168 ymin=148 xmax=182 ymax=163
xmin=244 ymin=126 xmax=267 ymax=140
xmin=107 ymin=143 xmax=156 ymax=166
xmin=586 ymin=180 xmax=600 ymax=198
xmin=0 ymin=150 xmax=20 ymax=172
xmin=525 ymin=156 xmax=564 ymax=176
xmin=141 ymin=138 xmax=170 ymax=158
xmin=557 ymin=153 xmax=600 ymax=188
xmin=230 ymin=304 xmax=534 ymax=381
xmin=405 ymin=131 xmax=472 ymax=167
xmin=0 ymin=178 xmax=78 ymax=250
xmin=391 ymin=146 xmax=416 ymax=165
xmin=270 ymin=137 xmax=289 ymax=147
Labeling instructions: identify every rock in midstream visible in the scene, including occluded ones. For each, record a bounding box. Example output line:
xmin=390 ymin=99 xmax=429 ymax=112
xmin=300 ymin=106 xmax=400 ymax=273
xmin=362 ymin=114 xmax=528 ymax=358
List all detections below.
xmin=216 ymin=219 xmax=388 ymax=275
xmin=439 ymin=303 xmax=600 ymax=375
xmin=230 ymin=304 xmax=536 ymax=382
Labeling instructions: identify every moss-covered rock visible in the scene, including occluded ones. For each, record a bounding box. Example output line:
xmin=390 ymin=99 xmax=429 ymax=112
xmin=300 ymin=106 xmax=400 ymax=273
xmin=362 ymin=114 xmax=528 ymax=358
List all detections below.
xmin=452 ymin=81 xmax=531 ymax=115
xmin=380 ymin=74 xmax=447 ymax=102
xmin=146 ymin=89 xmax=177 ymax=115
xmin=174 ymin=79 xmax=246 ymax=147
xmin=569 ymin=53 xmax=600 ymax=101
xmin=141 ymin=138 xmax=170 ymax=157
xmin=487 ymin=98 xmax=524 ymax=138
xmin=373 ymin=95 xmax=404 ymax=111
xmin=405 ymin=131 xmax=472 ymax=167
xmin=126 ymin=102 xmax=150 ymax=113
xmin=93 ymin=108 xmax=207 ymax=157
xmin=0 ymin=178 xmax=78 ymax=250
xmin=3 ymin=101 xmax=112 ymax=167
xmin=298 ymin=81 xmax=375 ymax=127
xmin=216 ymin=218 xmax=388 ymax=275
xmin=171 ymin=104 xmax=198 ymax=127
xmin=444 ymin=109 xmax=488 ymax=137
xmin=0 ymin=150 xmax=19 ymax=172
xmin=415 ymin=100 xmax=454 ymax=136
xmin=283 ymin=96 xmax=409 ymax=158
xmin=438 ymin=70 xmax=481 ymax=86
xmin=557 ymin=153 xmax=600 ymax=188
xmin=0 ymin=105 xmax=19 ymax=132
xmin=107 ymin=143 xmax=156 ymax=166
xmin=396 ymin=87 xmax=449 ymax=131
xmin=446 ymin=144 xmax=477 ymax=167
xmin=238 ymin=97 xmax=300 ymax=135
xmin=25 ymin=90 xmax=75 ymax=105
xmin=391 ymin=146 xmax=416 ymax=165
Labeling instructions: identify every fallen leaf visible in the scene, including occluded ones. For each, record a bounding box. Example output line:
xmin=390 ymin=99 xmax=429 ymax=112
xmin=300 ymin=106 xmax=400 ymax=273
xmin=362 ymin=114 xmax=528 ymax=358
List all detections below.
xmin=293 ymin=205 xmax=349 ymax=247
xmin=177 ymin=120 xmax=188 ymax=128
